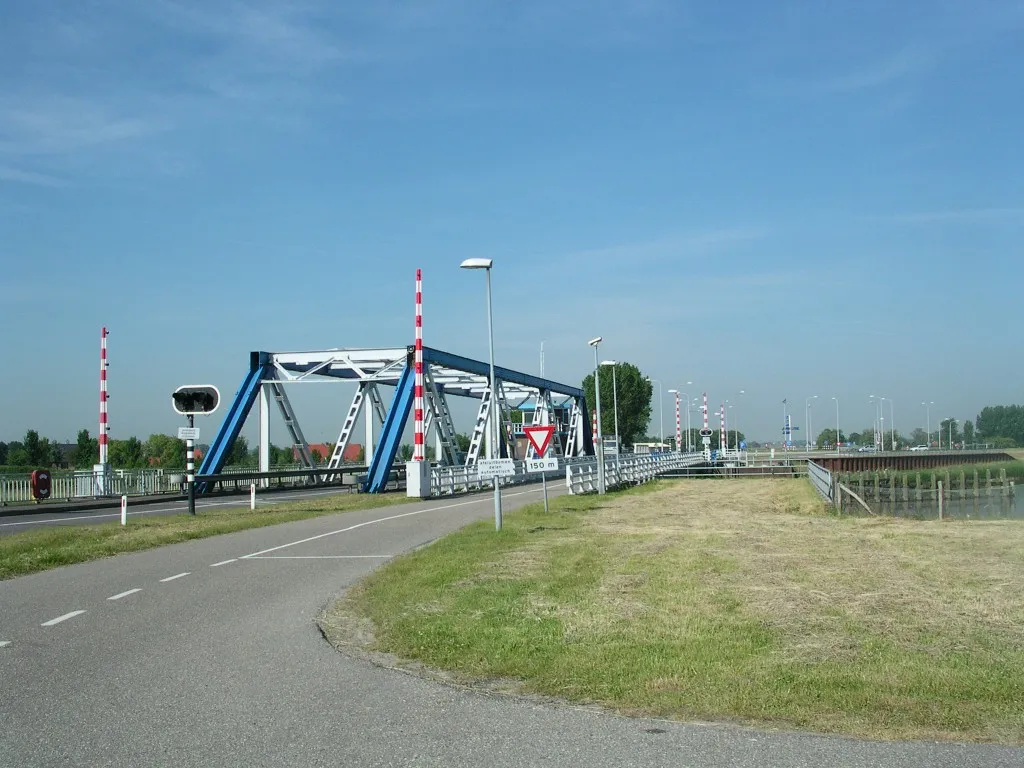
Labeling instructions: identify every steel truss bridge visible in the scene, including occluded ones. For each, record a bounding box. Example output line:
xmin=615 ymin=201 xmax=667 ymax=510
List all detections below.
xmin=197 ymin=345 xmax=594 ymax=493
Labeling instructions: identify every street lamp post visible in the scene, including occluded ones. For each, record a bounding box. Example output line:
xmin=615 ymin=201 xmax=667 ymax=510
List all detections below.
xmin=805 ymin=395 xmax=818 ymax=451
xmin=460 ymin=258 xmax=502 ymax=531
xmin=831 ymin=396 xmax=840 ymax=452
xmin=589 ymin=337 xmax=605 ymax=494
xmin=601 ymin=361 xmax=619 ymax=454
xmin=869 ymin=395 xmax=883 ymax=450
xmin=922 ymin=401 xmax=934 ymax=447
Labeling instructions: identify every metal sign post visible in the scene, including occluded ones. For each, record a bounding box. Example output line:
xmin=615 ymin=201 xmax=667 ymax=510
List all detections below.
xmin=172 ymin=385 xmax=221 ymax=516
xmin=525 ymin=426 xmax=556 ymax=513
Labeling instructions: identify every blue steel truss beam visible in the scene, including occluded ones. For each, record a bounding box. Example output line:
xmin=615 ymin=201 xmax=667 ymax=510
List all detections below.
xmin=363 ymin=362 xmax=415 ymax=493
xmin=198 ymin=351 xmax=270 ymax=492
xmin=420 ymin=347 xmax=584 ymax=399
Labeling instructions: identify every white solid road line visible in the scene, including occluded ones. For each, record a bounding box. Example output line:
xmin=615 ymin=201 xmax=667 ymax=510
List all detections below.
xmin=0 ymin=641 xmax=11 ymax=648
xmin=107 ymin=588 xmax=142 ymax=601
xmin=239 ymin=488 xmax=547 ymax=561
xmin=0 ymin=500 xmax=236 ymax=528
xmin=0 ymin=488 xmax=350 ymax=528
xmin=41 ymin=610 xmax=86 ymax=627
xmin=159 ymin=572 xmax=190 ymax=582
xmin=247 ymin=555 xmax=393 ymax=560
xmin=210 ymin=559 xmax=237 ymax=567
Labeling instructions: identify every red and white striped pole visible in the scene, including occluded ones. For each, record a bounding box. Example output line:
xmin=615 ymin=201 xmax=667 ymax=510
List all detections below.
xmin=720 ymin=403 xmax=726 ymax=453
xmin=99 ymin=327 xmax=109 ymax=465
xmin=703 ymin=393 xmax=708 ymax=431
xmin=674 ymin=392 xmax=681 ymax=452
xmin=592 ymin=410 xmax=598 ymax=454
xmin=413 ymin=269 xmax=424 ymax=461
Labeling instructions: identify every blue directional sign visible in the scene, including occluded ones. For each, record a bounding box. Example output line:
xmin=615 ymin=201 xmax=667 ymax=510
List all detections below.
xmin=739 ymin=440 xmax=746 ymax=450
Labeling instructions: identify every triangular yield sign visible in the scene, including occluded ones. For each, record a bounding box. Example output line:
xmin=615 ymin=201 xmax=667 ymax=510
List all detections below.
xmin=523 ymin=425 xmax=555 ymax=457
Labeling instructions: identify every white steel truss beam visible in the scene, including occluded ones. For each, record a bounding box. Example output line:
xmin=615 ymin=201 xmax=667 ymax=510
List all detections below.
xmin=327 ymin=385 xmax=367 ymax=471
xmin=267 ymin=381 xmax=317 ymax=473
xmin=465 ymin=387 xmax=493 ymax=465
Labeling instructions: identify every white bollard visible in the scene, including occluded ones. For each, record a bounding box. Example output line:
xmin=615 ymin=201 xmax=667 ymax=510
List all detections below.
xmin=120 ymin=495 xmax=127 ymax=526
xmin=250 ymin=483 xmax=256 ymax=510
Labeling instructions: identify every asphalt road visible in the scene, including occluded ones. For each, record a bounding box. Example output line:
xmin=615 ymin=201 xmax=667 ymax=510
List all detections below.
xmin=1 ymin=485 xmax=1021 ymax=767
xmin=0 ymin=486 xmax=358 ymax=534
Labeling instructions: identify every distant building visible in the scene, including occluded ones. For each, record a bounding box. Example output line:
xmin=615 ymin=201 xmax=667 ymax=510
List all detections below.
xmin=294 ymin=443 xmax=362 ymax=463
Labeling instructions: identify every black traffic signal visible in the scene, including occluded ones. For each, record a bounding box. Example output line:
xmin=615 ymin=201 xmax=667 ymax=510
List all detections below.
xmin=172 ymin=385 xmax=221 ymax=416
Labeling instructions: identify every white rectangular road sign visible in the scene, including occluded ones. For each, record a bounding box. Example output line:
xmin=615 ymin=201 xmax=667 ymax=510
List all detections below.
xmin=178 ymin=427 xmax=200 ymax=441
xmin=526 ymin=457 xmax=559 ymax=473
xmin=476 ymin=458 xmax=516 ymax=477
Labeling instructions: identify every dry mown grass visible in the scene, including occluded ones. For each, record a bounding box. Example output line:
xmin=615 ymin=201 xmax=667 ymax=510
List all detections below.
xmin=344 ymin=479 xmax=1024 ymax=743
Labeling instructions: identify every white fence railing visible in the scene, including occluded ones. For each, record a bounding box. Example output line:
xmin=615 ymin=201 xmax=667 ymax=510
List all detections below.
xmin=566 ymin=452 xmax=707 ymax=495
xmin=429 ymin=453 xmax=707 ymax=497
xmin=806 ymin=460 xmax=834 ymax=502
xmin=0 ymin=464 xmax=308 ymax=505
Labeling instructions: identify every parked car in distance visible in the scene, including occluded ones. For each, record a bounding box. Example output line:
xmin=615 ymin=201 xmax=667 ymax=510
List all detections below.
xmin=909 ymin=445 xmax=929 ymax=451
xmin=857 ymin=446 xmax=878 ymax=452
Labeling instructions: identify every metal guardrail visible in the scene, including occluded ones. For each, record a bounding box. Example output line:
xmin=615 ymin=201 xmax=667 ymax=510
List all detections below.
xmin=807 ymin=460 xmax=834 ymax=502
xmin=196 ymin=465 xmax=373 ymax=494
xmin=0 ymin=464 xmax=367 ymax=505
xmin=430 ymin=459 xmax=573 ymax=496
xmin=566 ymin=452 xmax=707 ymax=495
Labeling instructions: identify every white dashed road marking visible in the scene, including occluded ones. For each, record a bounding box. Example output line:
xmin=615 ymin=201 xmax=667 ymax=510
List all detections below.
xmin=0 ymin=641 xmax=11 ymax=648
xmin=107 ymin=589 xmax=142 ymax=601
xmin=210 ymin=559 xmax=237 ymax=567
xmin=160 ymin=572 xmax=190 ymax=582
xmin=41 ymin=611 xmax=86 ymax=627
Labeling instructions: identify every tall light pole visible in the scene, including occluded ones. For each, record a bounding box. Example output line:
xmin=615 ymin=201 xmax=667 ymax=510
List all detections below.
xmin=600 ymin=361 xmax=619 ymax=454
xmin=869 ymin=395 xmax=882 ymax=449
xmin=460 ymin=258 xmax=502 ymax=530
xmin=589 ymin=337 xmax=605 ymax=494
xmin=805 ymin=395 xmax=818 ymax=451
xmin=684 ymin=390 xmax=693 ymax=452
xmin=922 ymin=401 xmax=934 ymax=447
xmin=877 ymin=396 xmax=892 ymax=450
xmin=831 ymin=396 xmax=840 ymax=452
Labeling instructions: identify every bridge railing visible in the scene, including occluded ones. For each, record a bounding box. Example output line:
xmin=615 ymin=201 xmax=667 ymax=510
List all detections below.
xmin=0 ymin=463 xmax=366 ymax=506
xmin=806 ymin=460 xmax=834 ymax=503
xmin=567 ymin=452 xmax=706 ymax=495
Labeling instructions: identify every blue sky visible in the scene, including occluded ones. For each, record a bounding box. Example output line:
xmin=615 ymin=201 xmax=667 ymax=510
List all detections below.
xmin=2 ymin=0 xmax=1023 ymax=447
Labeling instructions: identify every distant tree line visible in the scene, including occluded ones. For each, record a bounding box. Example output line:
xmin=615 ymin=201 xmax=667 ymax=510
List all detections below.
xmin=813 ymin=405 xmax=1021 ymax=449
xmin=0 ymin=429 xmax=298 ymax=471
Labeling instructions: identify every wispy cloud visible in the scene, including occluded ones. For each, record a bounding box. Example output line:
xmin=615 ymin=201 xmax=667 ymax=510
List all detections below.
xmin=816 ymin=46 xmax=935 ymax=93
xmin=0 ymin=164 xmax=66 ymax=187
xmin=0 ymin=1 xmax=358 ymax=185
xmin=866 ymin=206 xmax=1024 ymax=224
xmin=543 ymin=227 xmax=772 ymax=271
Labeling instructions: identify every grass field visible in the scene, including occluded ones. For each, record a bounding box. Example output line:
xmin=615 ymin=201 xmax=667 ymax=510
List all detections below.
xmin=328 ymin=479 xmax=1024 ymax=743
xmin=0 ymin=491 xmax=411 ymax=580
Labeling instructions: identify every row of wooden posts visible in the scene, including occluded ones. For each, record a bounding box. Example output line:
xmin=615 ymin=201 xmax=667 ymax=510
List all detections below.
xmin=834 ymin=468 xmax=1014 ymax=519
